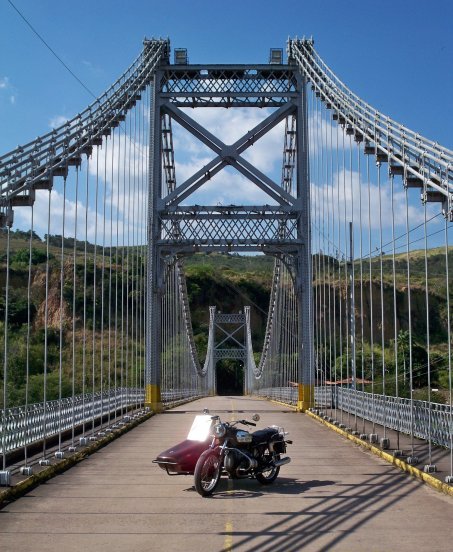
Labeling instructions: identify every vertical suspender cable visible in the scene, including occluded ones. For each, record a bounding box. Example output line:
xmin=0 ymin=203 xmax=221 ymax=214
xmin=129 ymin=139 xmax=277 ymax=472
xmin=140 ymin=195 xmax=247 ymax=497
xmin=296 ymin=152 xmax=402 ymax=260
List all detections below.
xmin=91 ymin=150 xmax=99 ymax=436
xmin=327 ymin=115 xmax=334 ymax=412
xmin=342 ymin=130 xmax=348 ymax=423
xmin=367 ymin=154 xmax=375 ymax=434
xmin=316 ymin=99 xmax=322 ymax=399
xmin=404 ymin=183 xmax=415 ymax=456
xmin=2 ymin=225 xmax=11 ymax=471
xmin=42 ymin=187 xmax=52 ymax=461
xmin=108 ymin=131 xmax=115 ymax=424
xmin=423 ymin=194 xmax=432 ymax=466
xmin=132 ymin=106 xmax=137 ymax=409
xmin=120 ymin=116 xmax=126 ymax=417
xmin=136 ymin=105 xmax=141 ymax=406
xmin=377 ymin=162 xmax=387 ymax=440
xmin=349 ymin=220 xmax=356 ymax=430
xmin=24 ymin=208 xmax=35 ymax=466
xmin=444 ymin=217 xmax=452 ymax=479
xmin=140 ymin=93 xmax=147 ymax=406
xmin=71 ymin=167 xmax=79 ymax=447
xmin=336 ymin=119 xmax=342 ymax=419
xmin=125 ymin=112 xmax=132 ymax=413
xmin=130 ymin=114 xmax=135 ymax=409
xmin=330 ymin=119 xmax=336 ymax=416
xmin=82 ymin=158 xmax=89 ymax=439
xmin=314 ymin=97 xmax=320 ymax=397
xmin=100 ymin=135 xmax=108 ymax=429
xmin=358 ymin=141 xmax=365 ymax=434
xmin=349 ymin=134 xmax=356 ymax=430
xmin=115 ymin=126 xmax=121 ymax=420
xmin=57 ymin=175 xmax=67 ymax=453
xmin=390 ymin=172 xmax=400 ymax=449
xmin=322 ymin=106 xmax=329 ymax=402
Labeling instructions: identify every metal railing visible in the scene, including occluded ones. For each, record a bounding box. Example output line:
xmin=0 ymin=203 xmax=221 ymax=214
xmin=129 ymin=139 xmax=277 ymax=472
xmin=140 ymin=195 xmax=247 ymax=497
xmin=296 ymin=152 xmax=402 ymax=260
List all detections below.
xmin=0 ymin=387 xmax=144 ymax=455
xmin=253 ymin=386 xmax=452 ymax=449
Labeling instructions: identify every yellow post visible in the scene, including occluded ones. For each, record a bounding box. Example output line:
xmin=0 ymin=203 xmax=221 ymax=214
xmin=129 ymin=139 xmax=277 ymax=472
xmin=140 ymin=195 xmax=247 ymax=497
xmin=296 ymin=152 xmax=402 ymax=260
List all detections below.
xmin=297 ymin=383 xmax=314 ymax=412
xmin=145 ymin=384 xmax=163 ymax=412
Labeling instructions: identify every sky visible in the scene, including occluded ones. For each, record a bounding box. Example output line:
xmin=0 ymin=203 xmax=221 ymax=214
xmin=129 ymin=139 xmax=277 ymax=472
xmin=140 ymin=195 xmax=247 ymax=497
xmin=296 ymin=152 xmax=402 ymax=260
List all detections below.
xmin=0 ymin=0 xmax=452 ymax=252
xmin=0 ymin=0 xmax=451 ymax=153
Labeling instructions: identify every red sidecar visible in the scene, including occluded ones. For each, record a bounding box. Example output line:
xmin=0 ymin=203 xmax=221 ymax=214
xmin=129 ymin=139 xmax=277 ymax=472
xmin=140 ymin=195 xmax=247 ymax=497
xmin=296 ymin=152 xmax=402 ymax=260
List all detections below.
xmin=153 ymin=414 xmax=214 ymax=475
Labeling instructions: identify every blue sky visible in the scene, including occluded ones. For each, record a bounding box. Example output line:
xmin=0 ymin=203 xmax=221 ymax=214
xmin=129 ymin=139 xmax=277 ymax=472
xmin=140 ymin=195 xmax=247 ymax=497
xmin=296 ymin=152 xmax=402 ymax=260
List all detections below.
xmin=0 ymin=0 xmax=451 ymax=253
xmin=0 ymin=0 xmax=451 ymax=153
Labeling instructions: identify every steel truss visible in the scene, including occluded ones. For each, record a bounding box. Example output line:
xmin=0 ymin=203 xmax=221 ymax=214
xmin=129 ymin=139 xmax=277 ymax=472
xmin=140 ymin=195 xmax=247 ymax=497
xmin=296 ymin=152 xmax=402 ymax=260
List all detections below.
xmin=0 ymin=39 xmax=170 ymax=227
xmin=146 ymin=58 xmax=313 ymax=409
xmin=288 ymin=39 xmax=453 ymax=220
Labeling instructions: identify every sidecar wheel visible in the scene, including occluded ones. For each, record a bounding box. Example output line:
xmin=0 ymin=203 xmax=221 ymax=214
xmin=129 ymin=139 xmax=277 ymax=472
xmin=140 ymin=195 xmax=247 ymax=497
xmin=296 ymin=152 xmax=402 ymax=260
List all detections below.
xmin=255 ymin=450 xmax=280 ymax=485
xmin=194 ymin=449 xmax=222 ymax=497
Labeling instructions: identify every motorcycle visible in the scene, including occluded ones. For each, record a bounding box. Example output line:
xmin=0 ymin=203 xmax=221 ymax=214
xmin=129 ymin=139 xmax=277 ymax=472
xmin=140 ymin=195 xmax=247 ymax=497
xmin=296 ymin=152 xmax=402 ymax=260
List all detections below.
xmin=193 ymin=413 xmax=292 ymax=496
xmin=153 ymin=409 xmax=292 ymax=497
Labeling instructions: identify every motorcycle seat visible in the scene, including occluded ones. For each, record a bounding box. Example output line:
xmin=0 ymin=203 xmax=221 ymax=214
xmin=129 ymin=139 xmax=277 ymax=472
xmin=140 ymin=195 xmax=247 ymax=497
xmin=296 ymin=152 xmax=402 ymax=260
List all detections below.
xmin=251 ymin=428 xmax=280 ymax=445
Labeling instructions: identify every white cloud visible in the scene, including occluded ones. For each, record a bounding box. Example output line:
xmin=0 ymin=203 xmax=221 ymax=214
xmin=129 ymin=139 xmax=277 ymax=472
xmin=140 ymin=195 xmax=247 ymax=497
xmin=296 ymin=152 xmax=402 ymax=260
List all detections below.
xmin=0 ymin=76 xmax=9 ymax=89
xmin=49 ymin=115 xmax=68 ymax=129
xmin=311 ymin=167 xmax=442 ymax=258
xmin=82 ymin=60 xmax=104 ymax=77
xmin=312 ymin=168 xmax=430 ymax=230
xmin=171 ymin=108 xmax=287 ymax=204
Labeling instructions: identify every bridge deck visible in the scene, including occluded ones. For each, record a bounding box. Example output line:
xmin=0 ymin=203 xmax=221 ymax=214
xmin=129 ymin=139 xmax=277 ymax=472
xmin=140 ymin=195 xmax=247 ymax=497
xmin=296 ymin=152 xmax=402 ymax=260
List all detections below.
xmin=1 ymin=396 xmax=452 ymax=552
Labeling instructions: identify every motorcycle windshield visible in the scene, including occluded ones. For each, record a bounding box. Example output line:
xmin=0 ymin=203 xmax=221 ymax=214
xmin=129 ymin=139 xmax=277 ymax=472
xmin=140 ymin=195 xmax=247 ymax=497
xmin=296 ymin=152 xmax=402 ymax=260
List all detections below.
xmin=187 ymin=415 xmax=213 ymax=442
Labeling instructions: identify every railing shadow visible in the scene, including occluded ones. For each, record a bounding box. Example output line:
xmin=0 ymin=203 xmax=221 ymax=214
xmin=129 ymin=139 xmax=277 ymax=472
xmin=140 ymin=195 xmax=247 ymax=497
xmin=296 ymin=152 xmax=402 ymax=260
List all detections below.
xmin=211 ymin=468 xmax=420 ymax=552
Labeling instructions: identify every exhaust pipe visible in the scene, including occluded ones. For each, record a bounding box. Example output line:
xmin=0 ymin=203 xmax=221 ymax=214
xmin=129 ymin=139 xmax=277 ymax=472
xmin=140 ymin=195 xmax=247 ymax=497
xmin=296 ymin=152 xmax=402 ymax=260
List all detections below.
xmin=274 ymin=457 xmax=291 ymax=467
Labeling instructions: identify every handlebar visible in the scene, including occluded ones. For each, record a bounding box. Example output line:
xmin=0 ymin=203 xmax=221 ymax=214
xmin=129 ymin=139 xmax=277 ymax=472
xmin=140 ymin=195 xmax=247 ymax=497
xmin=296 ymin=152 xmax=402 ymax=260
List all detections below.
xmin=239 ymin=419 xmax=256 ymax=427
xmin=211 ymin=416 xmax=256 ymax=427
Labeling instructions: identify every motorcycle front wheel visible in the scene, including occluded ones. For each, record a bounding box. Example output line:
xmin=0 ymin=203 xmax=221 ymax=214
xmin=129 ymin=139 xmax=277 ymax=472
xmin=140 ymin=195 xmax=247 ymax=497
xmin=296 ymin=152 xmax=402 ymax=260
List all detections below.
xmin=255 ymin=448 xmax=280 ymax=485
xmin=194 ymin=449 xmax=222 ymax=497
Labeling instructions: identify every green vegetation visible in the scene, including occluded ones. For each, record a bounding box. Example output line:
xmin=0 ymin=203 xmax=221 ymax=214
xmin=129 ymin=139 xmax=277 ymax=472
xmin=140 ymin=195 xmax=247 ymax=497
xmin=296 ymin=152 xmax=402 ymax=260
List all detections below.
xmin=0 ymin=229 xmax=451 ymax=406
xmin=0 ymin=229 xmax=146 ymax=408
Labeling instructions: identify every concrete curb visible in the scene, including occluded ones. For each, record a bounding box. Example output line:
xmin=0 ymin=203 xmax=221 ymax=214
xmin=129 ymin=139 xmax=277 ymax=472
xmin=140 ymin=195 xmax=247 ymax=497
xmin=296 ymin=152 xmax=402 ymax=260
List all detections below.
xmin=268 ymin=399 xmax=298 ymax=411
xmin=0 ymin=411 xmax=155 ymax=508
xmin=306 ymin=409 xmax=453 ymax=498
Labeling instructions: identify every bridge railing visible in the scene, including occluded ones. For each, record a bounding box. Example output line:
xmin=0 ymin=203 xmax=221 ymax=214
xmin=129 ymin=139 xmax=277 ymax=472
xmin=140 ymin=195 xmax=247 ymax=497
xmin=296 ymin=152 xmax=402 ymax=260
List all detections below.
xmin=335 ymin=388 xmax=452 ymax=449
xmin=0 ymin=386 xmax=207 ymax=456
xmin=253 ymin=386 xmax=452 ymax=449
xmin=0 ymin=387 xmax=144 ymax=455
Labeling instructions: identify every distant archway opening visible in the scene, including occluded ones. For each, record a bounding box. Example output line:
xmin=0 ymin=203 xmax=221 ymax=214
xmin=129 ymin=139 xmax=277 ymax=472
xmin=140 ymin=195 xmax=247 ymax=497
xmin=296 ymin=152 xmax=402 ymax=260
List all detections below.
xmin=216 ymin=359 xmax=244 ymax=396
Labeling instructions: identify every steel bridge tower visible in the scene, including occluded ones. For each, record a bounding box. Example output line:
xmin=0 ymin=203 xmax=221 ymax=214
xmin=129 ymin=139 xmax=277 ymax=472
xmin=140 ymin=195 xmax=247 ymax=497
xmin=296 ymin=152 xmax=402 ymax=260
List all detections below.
xmin=146 ymin=48 xmax=313 ymax=412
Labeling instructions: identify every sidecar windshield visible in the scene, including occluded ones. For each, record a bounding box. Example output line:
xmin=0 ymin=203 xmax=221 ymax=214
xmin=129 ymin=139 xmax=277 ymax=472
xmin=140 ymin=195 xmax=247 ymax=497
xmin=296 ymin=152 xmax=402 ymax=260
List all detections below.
xmin=187 ymin=414 xmax=213 ymax=442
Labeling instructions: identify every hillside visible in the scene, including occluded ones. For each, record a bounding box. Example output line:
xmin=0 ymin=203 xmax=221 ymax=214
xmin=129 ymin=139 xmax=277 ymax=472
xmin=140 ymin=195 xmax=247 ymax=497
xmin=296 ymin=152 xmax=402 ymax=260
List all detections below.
xmin=0 ymin=229 xmax=451 ymax=405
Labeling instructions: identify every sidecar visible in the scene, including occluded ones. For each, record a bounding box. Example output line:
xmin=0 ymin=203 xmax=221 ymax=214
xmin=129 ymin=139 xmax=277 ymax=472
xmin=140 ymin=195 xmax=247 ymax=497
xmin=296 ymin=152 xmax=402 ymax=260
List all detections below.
xmin=153 ymin=414 xmax=214 ymax=475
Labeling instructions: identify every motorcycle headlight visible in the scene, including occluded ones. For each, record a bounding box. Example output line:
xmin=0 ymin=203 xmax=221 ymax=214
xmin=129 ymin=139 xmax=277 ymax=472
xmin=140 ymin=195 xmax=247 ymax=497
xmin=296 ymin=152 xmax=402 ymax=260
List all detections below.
xmin=214 ymin=423 xmax=226 ymax=438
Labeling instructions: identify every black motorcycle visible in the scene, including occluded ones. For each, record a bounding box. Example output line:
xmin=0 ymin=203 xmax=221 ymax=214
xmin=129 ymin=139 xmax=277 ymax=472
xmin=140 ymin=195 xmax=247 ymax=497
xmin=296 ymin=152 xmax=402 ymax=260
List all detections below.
xmin=194 ymin=413 xmax=292 ymax=497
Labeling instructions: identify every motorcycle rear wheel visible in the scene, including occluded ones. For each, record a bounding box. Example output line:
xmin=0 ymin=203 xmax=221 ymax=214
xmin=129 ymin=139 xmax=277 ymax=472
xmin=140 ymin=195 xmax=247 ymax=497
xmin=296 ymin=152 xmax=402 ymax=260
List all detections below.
xmin=255 ymin=449 xmax=280 ymax=485
xmin=194 ymin=449 xmax=222 ymax=497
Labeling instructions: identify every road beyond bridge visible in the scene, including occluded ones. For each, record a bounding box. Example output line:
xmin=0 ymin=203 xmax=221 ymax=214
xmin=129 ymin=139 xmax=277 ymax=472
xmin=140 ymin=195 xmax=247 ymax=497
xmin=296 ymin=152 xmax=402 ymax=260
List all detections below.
xmin=0 ymin=396 xmax=452 ymax=552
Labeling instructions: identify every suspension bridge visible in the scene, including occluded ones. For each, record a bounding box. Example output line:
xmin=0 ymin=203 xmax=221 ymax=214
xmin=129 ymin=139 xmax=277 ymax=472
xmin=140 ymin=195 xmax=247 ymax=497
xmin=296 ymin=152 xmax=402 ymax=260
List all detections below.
xmin=0 ymin=37 xmax=452 ymax=550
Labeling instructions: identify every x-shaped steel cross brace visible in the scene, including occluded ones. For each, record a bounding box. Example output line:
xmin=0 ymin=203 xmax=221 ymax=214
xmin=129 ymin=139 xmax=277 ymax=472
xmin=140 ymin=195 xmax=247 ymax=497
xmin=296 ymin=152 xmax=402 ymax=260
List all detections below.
xmin=160 ymin=101 xmax=297 ymax=208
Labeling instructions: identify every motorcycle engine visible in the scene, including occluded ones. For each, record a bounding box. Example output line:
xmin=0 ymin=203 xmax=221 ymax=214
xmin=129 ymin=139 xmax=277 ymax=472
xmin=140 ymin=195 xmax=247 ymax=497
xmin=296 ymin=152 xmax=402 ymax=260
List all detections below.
xmin=224 ymin=450 xmax=252 ymax=477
